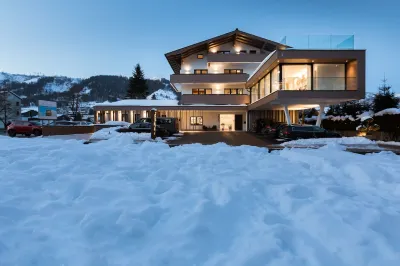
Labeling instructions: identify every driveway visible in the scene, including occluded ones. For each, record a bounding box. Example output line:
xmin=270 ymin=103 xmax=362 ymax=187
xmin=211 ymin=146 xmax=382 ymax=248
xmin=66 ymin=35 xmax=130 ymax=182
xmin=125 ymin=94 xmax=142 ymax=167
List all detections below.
xmin=168 ymin=131 xmax=278 ymax=147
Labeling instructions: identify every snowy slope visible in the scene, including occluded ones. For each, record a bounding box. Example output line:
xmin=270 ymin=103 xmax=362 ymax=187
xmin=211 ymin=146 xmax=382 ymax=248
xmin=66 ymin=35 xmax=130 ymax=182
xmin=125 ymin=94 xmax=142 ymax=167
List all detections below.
xmin=147 ymin=85 xmax=177 ymax=100
xmin=1 ymin=137 xmax=400 ymax=265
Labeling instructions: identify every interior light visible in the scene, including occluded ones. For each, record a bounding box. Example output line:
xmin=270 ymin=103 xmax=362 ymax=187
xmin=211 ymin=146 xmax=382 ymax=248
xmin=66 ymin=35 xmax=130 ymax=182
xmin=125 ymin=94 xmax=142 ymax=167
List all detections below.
xmin=312 ymin=60 xmax=314 ymax=63
xmin=210 ymin=48 xmax=217 ymax=53
xmin=336 ymin=65 xmax=338 ymax=67
xmin=346 ymin=60 xmax=348 ymax=63
xmin=277 ymin=60 xmax=280 ymax=62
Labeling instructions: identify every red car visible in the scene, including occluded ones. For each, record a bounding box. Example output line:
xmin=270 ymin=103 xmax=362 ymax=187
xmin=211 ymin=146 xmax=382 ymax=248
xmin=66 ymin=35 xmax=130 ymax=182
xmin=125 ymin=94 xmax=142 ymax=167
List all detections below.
xmin=7 ymin=121 xmax=42 ymax=137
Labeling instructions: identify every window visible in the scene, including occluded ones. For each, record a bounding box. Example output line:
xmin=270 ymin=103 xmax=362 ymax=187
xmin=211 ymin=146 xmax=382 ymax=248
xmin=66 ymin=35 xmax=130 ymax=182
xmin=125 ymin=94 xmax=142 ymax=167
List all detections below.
xmin=313 ymin=64 xmax=345 ymax=90
xmin=190 ymin=116 xmax=203 ymax=125
xmin=134 ymin=113 xmax=141 ymax=122
xmin=217 ymin=51 xmax=230 ymax=54
xmin=16 ymin=101 xmax=19 ymax=106
xmin=265 ymin=73 xmax=271 ymax=95
xmin=224 ymin=88 xmax=243 ymax=94
xmin=282 ymin=65 xmax=312 ymax=91
xmin=271 ymin=66 xmax=280 ymax=92
xmin=192 ymin=88 xmax=212 ymax=95
xmin=240 ymin=50 xmax=247 ymax=54
xmin=197 ymin=54 xmax=204 ymax=59
xmin=16 ymin=111 xmax=20 ymax=116
xmin=194 ymin=69 xmax=208 ymax=74
xmin=224 ymin=69 xmax=243 ymax=74
xmin=260 ymin=77 xmax=265 ymax=98
xmin=249 ymin=50 xmax=257 ymax=54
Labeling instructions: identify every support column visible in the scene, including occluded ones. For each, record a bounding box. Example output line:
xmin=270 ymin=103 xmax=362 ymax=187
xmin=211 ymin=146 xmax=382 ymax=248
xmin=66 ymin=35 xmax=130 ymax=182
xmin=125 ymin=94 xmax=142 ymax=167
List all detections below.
xmin=316 ymin=104 xmax=326 ymax=127
xmin=283 ymin=105 xmax=291 ymax=125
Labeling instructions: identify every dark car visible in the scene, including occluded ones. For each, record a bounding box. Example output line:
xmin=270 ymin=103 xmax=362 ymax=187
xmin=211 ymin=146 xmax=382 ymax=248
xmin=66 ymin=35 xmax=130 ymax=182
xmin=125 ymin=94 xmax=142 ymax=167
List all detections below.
xmin=264 ymin=123 xmax=286 ymax=137
xmin=279 ymin=125 xmax=341 ymax=140
xmin=126 ymin=122 xmax=169 ymax=137
xmin=7 ymin=121 xmax=42 ymax=137
xmin=133 ymin=117 xmax=179 ymax=136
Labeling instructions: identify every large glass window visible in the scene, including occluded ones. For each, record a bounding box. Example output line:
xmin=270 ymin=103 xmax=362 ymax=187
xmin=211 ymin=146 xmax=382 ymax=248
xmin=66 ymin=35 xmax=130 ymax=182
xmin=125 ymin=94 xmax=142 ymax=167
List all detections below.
xmin=259 ymin=77 xmax=265 ymax=99
xmin=282 ymin=65 xmax=311 ymax=91
xmin=253 ymin=83 xmax=259 ymax=102
xmin=265 ymin=73 xmax=271 ymax=95
xmin=271 ymin=67 xmax=280 ymax=92
xmin=313 ymin=64 xmax=345 ymax=90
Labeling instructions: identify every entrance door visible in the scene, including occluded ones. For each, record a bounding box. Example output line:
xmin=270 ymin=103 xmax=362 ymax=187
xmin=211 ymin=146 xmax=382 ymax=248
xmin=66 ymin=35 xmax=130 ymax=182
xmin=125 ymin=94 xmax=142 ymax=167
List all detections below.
xmin=235 ymin=114 xmax=243 ymax=131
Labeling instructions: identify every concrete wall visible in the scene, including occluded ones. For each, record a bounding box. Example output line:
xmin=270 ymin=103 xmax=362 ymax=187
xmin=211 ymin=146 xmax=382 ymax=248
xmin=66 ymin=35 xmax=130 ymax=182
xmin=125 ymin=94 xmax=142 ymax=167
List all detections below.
xmin=42 ymin=126 xmax=95 ymax=136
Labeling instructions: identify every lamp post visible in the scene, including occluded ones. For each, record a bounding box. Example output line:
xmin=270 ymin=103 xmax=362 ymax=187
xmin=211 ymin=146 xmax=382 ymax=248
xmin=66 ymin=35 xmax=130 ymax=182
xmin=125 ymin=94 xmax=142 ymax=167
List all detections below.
xmin=150 ymin=108 xmax=157 ymax=140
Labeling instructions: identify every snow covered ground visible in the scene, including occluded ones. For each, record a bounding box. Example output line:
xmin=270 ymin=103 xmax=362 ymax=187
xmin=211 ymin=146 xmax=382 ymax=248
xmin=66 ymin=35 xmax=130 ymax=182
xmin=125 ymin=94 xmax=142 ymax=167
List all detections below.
xmin=282 ymin=137 xmax=375 ymax=146
xmin=0 ymin=136 xmax=400 ymax=265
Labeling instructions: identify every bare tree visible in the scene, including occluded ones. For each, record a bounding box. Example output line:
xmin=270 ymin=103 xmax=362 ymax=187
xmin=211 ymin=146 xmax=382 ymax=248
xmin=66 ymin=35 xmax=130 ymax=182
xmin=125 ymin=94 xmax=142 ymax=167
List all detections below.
xmin=0 ymin=89 xmax=14 ymax=130
xmin=68 ymin=85 xmax=83 ymax=120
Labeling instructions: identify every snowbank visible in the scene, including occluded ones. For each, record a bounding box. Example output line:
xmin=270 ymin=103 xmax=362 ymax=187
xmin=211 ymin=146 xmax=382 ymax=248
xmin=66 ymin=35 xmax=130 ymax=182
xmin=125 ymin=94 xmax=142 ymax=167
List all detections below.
xmin=0 ymin=137 xmax=400 ymax=265
xmin=325 ymin=115 xmax=355 ymax=121
xmin=103 ymin=121 xmax=131 ymax=126
xmin=377 ymin=141 xmax=400 ymax=146
xmin=282 ymin=137 xmax=375 ymax=146
xmin=374 ymin=108 xmax=400 ymax=116
xmin=90 ymin=127 xmax=162 ymax=143
xmin=95 ymin=99 xmax=179 ymax=107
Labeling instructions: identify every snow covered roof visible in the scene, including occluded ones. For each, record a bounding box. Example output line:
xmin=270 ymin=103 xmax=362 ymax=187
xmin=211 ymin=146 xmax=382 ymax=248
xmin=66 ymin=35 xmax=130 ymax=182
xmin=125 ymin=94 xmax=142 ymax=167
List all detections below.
xmin=95 ymin=99 xmax=180 ymax=107
xmin=21 ymin=106 xmax=38 ymax=113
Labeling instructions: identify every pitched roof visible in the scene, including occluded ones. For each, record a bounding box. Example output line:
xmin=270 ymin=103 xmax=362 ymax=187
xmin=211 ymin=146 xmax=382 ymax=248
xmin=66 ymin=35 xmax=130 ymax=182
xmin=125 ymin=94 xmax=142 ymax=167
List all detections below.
xmin=165 ymin=28 xmax=289 ymax=74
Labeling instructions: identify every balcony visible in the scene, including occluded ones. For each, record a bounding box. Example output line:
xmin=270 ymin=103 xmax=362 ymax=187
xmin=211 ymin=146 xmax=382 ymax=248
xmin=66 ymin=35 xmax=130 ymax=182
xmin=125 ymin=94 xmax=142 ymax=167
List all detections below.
xmin=207 ymin=53 xmax=267 ymax=63
xmin=181 ymin=94 xmax=250 ymax=105
xmin=171 ymin=73 xmax=249 ymax=84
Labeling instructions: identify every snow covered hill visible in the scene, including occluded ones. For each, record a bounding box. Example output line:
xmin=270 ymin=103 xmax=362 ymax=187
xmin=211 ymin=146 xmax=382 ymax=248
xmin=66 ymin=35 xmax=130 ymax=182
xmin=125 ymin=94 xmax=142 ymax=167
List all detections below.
xmin=147 ymin=85 xmax=177 ymax=100
xmin=0 ymin=72 xmax=172 ymax=102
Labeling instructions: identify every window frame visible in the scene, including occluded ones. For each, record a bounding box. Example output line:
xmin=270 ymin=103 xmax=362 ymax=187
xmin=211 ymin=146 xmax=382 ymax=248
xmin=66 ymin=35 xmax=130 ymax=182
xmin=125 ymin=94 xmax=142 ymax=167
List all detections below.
xmin=192 ymin=88 xmax=212 ymax=95
xmin=224 ymin=69 xmax=243 ymax=74
xmin=194 ymin=69 xmax=208 ymax=74
xmin=224 ymin=88 xmax=244 ymax=95
xmin=190 ymin=116 xmax=203 ymax=125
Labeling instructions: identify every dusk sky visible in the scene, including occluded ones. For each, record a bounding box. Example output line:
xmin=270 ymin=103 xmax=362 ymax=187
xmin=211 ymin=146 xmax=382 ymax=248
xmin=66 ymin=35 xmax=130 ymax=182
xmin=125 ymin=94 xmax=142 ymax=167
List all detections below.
xmin=1 ymin=0 xmax=399 ymax=93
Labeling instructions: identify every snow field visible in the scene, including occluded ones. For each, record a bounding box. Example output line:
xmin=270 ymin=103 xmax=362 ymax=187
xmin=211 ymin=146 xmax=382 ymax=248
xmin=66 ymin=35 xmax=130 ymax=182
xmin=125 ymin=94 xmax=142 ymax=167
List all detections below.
xmin=0 ymin=136 xmax=400 ymax=265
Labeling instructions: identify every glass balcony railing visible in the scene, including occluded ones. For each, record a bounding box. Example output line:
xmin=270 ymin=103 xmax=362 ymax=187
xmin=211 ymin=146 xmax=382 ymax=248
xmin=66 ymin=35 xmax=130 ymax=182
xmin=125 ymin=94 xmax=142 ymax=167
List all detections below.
xmin=250 ymin=77 xmax=357 ymax=102
xmin=280 ymin=35 xmax=354 ymax=50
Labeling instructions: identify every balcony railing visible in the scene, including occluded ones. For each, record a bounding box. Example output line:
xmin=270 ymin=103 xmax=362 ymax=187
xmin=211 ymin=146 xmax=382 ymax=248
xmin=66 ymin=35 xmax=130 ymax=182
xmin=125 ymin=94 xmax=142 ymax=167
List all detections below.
xmin=171 ymin=73 xmax=249 ymax=84
xmin=250 ymin=77 xmax=357 ymax=101
xmin=280 ymin=35 xmax=355 ymax=49
xmin=181 ymin=94 xmax=250 ymax=105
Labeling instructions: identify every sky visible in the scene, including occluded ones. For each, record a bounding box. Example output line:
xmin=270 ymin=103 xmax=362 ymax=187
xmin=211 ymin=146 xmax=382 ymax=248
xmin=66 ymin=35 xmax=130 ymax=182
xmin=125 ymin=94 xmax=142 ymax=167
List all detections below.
xmin=0 ymin=0 xmax=399 ymax=93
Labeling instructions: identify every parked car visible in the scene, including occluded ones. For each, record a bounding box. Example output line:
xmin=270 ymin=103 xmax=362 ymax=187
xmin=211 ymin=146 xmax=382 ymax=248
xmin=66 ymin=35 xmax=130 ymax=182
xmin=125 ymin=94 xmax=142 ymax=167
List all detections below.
xmin=263 ymin=122 xmax=285 ymax=136
xmin=279 ymin=125 xmax=342 ymax=140
xmin=133 ymin=117 xmax=179 ymax=136
xmin=127 ymin=122 xmax=170 ymax=137
xmin=7 ymin=121 xmax=42 ymax=137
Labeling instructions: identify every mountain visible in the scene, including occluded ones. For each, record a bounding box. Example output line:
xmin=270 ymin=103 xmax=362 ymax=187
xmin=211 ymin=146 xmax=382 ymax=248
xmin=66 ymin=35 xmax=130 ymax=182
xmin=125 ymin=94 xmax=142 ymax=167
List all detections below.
xmin=0 ymin=72 xmax=176 ymax=104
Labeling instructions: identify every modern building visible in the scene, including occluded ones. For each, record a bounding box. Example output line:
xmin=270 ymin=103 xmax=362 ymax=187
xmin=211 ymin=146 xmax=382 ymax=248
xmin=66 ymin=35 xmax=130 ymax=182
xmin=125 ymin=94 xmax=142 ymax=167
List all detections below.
xmin=94 ymin=29 xmax=365 ymax=131
xmin=0 ymin=90 xmax=22 ymax=129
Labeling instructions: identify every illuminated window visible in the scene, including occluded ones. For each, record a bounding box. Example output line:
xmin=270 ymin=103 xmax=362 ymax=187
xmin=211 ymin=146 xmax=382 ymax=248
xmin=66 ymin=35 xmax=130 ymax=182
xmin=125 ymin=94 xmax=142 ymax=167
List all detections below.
xmin=194 ymin=69 xmax=208 ymax=74
xmin=224 ymin=88 xmax=243 ymax=94
xmin=217 ymin=51 xmax=230 ymax=54
xmin=192 ymin=88 xmax=212 ymax=95
xmin=282 ymin=65 xmax=312 ymax=91
xmin=190 ymin=116 xmax=203 ymax=125
xmin=224 ymin=69 xmax=243 ymax=74
xmin=197 ymin=54 xmax=204 ymax=59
